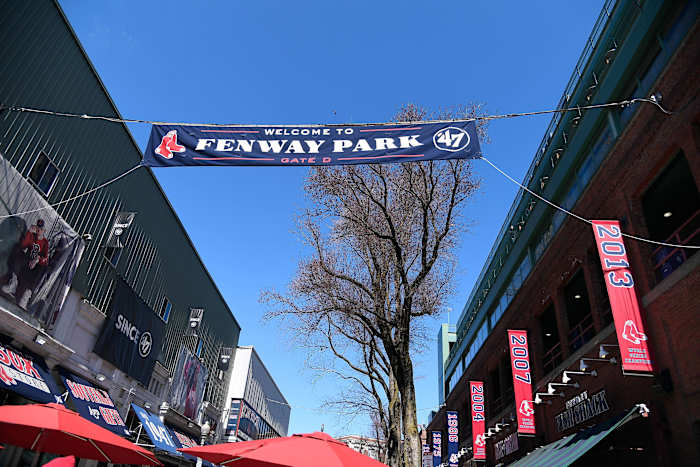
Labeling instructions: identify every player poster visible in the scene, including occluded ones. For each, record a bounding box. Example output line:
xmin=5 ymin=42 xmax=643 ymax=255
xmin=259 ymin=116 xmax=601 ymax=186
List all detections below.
xmin=0 ymin=155 xmax=84 ymax=327
xmin=169 ymin=346 xmax=209 ymax=420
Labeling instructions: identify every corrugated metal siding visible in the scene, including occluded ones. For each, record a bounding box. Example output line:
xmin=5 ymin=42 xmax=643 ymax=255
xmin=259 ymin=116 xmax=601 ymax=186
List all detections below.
xmin=0 ymin=0 xmax=238 ymax=410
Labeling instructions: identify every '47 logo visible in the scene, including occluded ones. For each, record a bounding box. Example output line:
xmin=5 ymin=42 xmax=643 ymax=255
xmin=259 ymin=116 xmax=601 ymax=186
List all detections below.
xmin=434 ymin=127 xmax=471 ymax=152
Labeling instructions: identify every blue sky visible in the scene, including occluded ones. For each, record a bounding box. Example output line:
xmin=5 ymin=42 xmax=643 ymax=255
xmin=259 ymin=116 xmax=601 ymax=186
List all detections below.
xmin=59 ymin=0 xmax=605 ymax=436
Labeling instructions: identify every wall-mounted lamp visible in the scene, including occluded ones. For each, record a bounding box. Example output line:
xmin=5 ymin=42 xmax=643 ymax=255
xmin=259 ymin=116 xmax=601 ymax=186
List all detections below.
xmin=34 ymin=334 xmax=47 ymax=346
xmin=534 ymin=392 xmax=562 ymax=405
xmin=580 ymin=357 xmax=617 ymax=372
xmin=562 ymin=370 xmax=597 ymax=384
xmin=548 ymin=382 xmax=579 ymax=394
xmin=95 ymin=373 xmax=106 ymax=382
xmin=599 ymin=344 xmax=619 ymax=359
xmin=604 ymin=40 xmax=618 ymax=64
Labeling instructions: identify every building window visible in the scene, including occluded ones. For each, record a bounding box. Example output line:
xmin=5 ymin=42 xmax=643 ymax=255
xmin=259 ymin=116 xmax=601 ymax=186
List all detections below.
xmin=564 ymin=271 xmax=595 ymax=353
xmin=642 ymin=152 xmax=700 ymax=282
xmin=28 ymin=151 xmax=59 ymax=196
xmin=104 ymin=247 xmax=122 ymax=267
xmin=159 ymin=297 xmax=172 ymax=322
xmin=540 ymin=304 xmax=562 ymax=375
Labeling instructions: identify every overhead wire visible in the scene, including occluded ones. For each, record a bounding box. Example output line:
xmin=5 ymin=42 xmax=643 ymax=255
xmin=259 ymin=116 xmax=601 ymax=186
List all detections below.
xmin=479 ymin=156 xmax=699 ymax=250
xmin=0 ymin=98 xmax=694 ymax=252
xmin=2 ymin=97 xmax=672 ymax=127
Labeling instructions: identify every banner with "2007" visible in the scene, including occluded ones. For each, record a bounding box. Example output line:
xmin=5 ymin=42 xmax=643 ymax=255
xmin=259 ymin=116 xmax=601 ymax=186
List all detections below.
xmin=143 ymin=121 xmax=481 ymax=167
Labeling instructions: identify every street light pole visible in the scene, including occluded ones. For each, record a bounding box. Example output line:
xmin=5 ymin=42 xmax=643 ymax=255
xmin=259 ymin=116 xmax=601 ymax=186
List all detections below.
xmin=196 ymin=421 xmax=211 ymax=467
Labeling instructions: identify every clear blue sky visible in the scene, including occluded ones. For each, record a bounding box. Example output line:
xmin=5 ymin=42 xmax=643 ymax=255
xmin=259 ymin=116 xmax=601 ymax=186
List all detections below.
xmin=59 ymin=0 xmax=605 ymax=437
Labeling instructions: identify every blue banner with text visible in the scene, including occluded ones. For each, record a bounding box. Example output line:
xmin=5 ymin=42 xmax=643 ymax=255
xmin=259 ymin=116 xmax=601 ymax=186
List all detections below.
xmin=144 ymin=121 xmax=480 ymax=167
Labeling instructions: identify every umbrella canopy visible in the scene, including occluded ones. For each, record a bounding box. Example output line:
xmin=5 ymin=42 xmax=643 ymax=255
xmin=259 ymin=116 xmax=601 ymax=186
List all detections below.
xmin=0 ymin=403 xmax=160 ymax=465
xmin=180 ymin=431 xmax=386 ymax=466
xmin=42 ymin=455 xmax=75 ymax=467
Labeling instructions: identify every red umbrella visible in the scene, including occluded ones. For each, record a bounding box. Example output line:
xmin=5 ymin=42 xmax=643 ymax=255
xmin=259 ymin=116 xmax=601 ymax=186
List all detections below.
xmin=180 ymin=431 xmax=386 ymax=466
xmin=42 ymin=455 xmax=75 ymax=467
xmin=0 ymin=403 xmax=160 ymax=465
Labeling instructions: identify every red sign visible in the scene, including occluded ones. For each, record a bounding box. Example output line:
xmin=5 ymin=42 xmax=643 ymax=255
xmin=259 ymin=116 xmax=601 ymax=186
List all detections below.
xmin=469 ymin=381 xmax=486 ymax=460
xmin=591 ymin=220 xmax=653 ymax=374
xmin=507 ymin=330 xmax=536 ymax=435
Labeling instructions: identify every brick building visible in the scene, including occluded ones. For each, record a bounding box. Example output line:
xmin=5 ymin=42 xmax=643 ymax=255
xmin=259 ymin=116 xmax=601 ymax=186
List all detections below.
xmin=428 ymin=0 xmax=699 ymax=465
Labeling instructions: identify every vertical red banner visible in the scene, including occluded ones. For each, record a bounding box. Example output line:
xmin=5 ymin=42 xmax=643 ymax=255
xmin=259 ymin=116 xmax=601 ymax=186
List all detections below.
xmin=469 ymin=381 xmax=486 ymax=460
xmin=591 ymin=220 xmax=653 ymax=374
xmin=507 ymin=330 xmax=536 ymax=435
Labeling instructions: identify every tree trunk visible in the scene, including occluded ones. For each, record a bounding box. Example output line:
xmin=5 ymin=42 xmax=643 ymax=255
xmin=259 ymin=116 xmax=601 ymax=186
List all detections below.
xmin=399 ymin=356 xmax=421 ymax=467
xmin=386 ymin=371 xmax=403 ymax=467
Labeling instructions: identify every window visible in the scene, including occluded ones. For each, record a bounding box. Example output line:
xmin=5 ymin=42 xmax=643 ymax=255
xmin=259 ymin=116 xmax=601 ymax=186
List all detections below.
xmin=564 ymin=271 xmax=595 ymax=353
xmin=540 ymin=304 xmax=562 ymax=374
xmin=28 ymin=151 xmax=59 ymax=195
xmin=196 ymin=338 xmax=203 ymax=358
xmin=159 ymin=297 xmax=172 ymax=322
xmin=642 ymin=153 xmax=700 ymax=281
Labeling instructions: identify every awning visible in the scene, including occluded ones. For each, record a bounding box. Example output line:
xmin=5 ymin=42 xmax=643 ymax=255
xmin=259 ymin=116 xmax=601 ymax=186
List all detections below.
xmin=60 ymin=370 xmax=130 ymax=437
xmin=0 ymin=338 xmax=62 ymax=404
xmin=131 ymin=403 xmax=182 ymax=457
xmin=508 ymin=405 xmax=645 ymax=467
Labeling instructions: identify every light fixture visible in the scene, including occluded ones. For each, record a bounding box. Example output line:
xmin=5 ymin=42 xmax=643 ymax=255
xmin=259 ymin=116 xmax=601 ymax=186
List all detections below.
xmin=650 ymin=92 xmax=663 ymax=104
xmin=638 ymin=404 xmax=650 ymax=418
xmin=548 ymin=382 xmax=579 ymax=394
xmin=574 ymin=294 xmax=582 ymax=300
xmin=580 ymin=357 xmax=617 ymax=372
xmin=34 ymin=334 xmax=47 ymax=345
xmin=144 ymin=402 xmax=152 ymax=409
xmin=96 ymin=373 xmax=106 ymax=382
xmin=534 ymin=392 xmax=560 ymax=405
xmin=599 ymin=344 xmax=619 ymax=359
xmin=604 ymin=40 xmax=618 ymax=64
xmin=562 ymin=370 xmax=597 ymax=384
xmin=545 ymin=332 xmax=552 ymax=337
xmin=663 ymin=211 xmax=672 ymax=218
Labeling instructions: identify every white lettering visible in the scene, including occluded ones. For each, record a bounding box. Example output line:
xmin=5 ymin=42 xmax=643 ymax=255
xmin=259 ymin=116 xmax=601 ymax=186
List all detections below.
xmin=399 ymin=135 xmax=422 ymax=148
xmin=257 ymin=140 xmax=287 ymax=153
xmin=374 ymin=138 xmax=397 ymax=150
xmin=215 ymin=139 xmax=236 ymax=152
xmin=195 ymin=139 xmax=215 ymax=151
xmin=304 ymin=140 xmax=324 ymax=153
xmin=333 ymin=140 xmax=353 ymax=152
xmin=285 ymin=140 xmax=305 ymax=154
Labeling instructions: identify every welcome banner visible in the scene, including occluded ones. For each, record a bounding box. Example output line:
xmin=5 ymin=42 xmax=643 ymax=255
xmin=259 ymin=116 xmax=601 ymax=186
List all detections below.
xmin=591 ymin=220 xmax=653 ymax=374
xmin=507 ymin=330 xmax=536 ymax=435
xmin=143 ymin=121 xmax=481 ymax=167
xmin=470 ymin=381 xmax=486 ymax=461
xmin=446 ymin=411 xmax=459 ymax=467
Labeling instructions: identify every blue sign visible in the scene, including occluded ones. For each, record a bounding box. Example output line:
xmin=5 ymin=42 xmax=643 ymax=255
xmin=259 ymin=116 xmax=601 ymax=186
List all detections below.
xmin=446 ymin=411 xmax=459 ymax=467
xmin=132 ymin=404 xmax=180 ymax=456
xmin=432 ymin=431 xmax=442 ymax=467
xmin=61 ymin=371 xmax=130 ymax=437
xmin=0 ymin=339 xmax=62 ymax=404
xmin=144 ymin=121 xmax=481 ymax=167
xmin=93 ymin=278 xmax=165 ymax=386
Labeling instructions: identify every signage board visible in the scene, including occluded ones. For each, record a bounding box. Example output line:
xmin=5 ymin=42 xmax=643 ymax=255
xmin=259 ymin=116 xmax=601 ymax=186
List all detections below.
xmin=62 ymin=371 xmax=129 ymax=436
xmin=507 ymin=330 xmax=536 ymax=435
xmin=93 ymin=278 xmax=165 ymax=386
xmin=144 ymin=121 xmax=481 ymax=167
xmin=469 ymin=381 xmax=486 ymax=461
xmin=591 ymin=220 xmax=653 ymax=374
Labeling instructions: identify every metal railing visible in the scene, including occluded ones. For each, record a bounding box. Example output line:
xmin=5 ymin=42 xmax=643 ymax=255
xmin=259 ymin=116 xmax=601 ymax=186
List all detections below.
xmin=542 ymin=342 xmax=563 ymax=375
xmin=651 ymin=209 xmax=700 ymax=282
xmin=568 ymin=313 xmax=596 ymax=353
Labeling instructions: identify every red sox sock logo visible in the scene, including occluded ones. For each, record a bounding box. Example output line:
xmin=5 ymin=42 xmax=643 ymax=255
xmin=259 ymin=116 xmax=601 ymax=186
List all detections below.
xmin=519 ymin=399 xmax=535 ymax=416
xmin=155 ymin=130 xmax=186 ymax=159
xmin=474 ymin=434 xmax=486 ymax=447
xmin=622 ymin=320 xmax=648 ymax=345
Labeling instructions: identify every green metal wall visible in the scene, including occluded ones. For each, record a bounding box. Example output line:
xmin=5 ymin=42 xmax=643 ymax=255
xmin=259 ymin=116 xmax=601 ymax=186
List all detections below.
xmin=0 ymin=0 xmax=241 ymax=409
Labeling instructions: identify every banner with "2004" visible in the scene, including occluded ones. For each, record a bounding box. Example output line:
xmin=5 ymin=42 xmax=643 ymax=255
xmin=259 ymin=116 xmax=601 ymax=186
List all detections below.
xmin=143 ymin=121 xmax=480 ymax=167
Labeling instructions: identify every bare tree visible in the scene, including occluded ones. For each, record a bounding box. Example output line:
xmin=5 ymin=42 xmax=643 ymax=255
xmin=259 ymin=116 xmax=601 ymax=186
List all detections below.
xmin=263 ymin=104 xmax=484 ymax=467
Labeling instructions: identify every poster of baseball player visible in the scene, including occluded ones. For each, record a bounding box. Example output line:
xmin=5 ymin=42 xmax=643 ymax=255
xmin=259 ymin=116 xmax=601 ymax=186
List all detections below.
xmin=169 ymin=346 xmax=209 ymax=420
xmin=0 ymin=155 xmax=84 ymax=326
